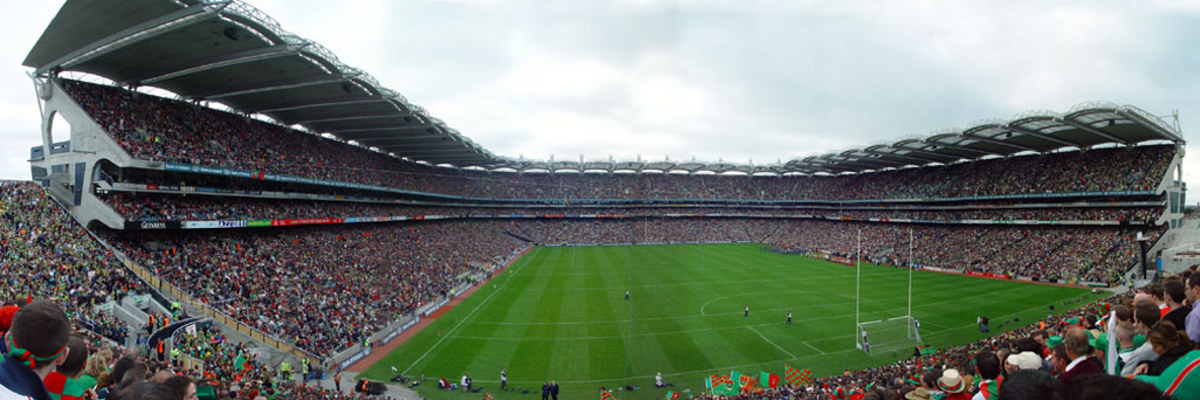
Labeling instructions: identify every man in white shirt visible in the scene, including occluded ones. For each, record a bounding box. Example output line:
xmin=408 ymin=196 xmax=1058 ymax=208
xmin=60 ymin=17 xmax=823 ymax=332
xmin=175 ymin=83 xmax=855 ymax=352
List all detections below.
xmin=1120 ymin=301 xmax=1161 ymax=376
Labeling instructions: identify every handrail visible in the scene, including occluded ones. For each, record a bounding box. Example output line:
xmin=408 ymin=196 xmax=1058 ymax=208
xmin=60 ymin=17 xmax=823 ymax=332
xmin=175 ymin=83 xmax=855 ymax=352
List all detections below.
xmin=106 ymin=247 xmax=320 ymax=363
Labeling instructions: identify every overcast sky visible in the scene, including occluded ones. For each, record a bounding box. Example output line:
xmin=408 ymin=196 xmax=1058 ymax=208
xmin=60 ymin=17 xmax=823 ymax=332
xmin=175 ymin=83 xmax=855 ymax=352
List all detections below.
xmin=4 ymin=0 xmax=1200 ymax=195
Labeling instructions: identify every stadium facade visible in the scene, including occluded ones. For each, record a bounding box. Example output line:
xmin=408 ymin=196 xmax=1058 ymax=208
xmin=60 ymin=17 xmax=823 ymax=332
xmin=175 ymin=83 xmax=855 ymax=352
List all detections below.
xmin=21 ymin=0 xmax=1191 ymax=371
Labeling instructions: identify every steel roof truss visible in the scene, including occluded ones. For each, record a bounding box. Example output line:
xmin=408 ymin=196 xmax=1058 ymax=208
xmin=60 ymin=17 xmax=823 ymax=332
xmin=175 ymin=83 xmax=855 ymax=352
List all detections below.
xmin=373 ymin=141 xmax=461 ymax=151
xmin=291 ymin=112 xmax=408 ymax=125
xmin=134 ymin=44 xmax=303 ymax=85
xmin=427 ymin=156 xmax=490 ymax=165
xmin=1115 ymin=110 xmax=1184 ymax=143
xmin=1004 ymin=124 xmax=1082 ymax=147
xmin=924 ymin=140 xmax=998 ymax=156
xmin=362 ymin=136 xmax=454 ymax=144
xmin=862 ymin=149 xmax=935 ymax=165
xmin=387 ymin=148 xmax=471 ymax=156
xmin=915 ymin=140 xmax=991 ymax=156
xmin=198 ymin=73 xmax=355 ymax=99
xmin=332 ymin=126 xmax=431 ymax=137
xmin=1055 ymin=118 xmax=1130 ymax=145
xmin=250 ymin=96 xmax=384 ymax=113
xmin=889 ymin=146 xmax=961 ymax=163
xmin=960 ymin=133 xmax=1039 ymax=152
xmin=38 ymin=6 xmax=220 ymax=75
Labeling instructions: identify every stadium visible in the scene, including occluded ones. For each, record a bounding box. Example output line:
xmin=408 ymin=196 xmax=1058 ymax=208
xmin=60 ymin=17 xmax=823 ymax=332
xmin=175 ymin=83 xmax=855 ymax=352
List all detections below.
xmin=3 ymin=1 xmax=1200 ymax=400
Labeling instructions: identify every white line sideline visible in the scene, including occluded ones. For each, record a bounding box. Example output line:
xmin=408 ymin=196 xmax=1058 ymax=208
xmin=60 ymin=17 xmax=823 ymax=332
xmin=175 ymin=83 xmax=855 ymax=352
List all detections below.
xmin=800 ymin=340 xmax=826 ymax=355
xmin=401 ymin=256 xmax=530 ymax=375
xmin=748 ymin=326 xmax=797 ymax=359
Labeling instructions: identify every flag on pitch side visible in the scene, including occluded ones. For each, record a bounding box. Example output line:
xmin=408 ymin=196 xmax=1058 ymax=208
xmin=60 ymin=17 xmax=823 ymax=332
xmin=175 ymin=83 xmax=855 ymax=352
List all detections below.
xmin=665 ymin=391 xmax=679 ymax=400
xmin=783 ymin=366 xmax=813 ymax=386
xmin=706 ymin=375 xmax=738 ymax=396
xmin=731 ymin=370 xmax=755 ymax=391
xmin=712 ymin=383 xmax=739 ymax=396
xmin=601 ymin=390 xmax=615 ymax=400
xmin=760 ymin=371 xmax=780 ymax=389
xmin=483 ymin=392 xmax=494 ymax=400
xmin=707 ymin=374 xmax=732 ymax=389
xmin=799 ymin=369 xmax=813 ymax=385
xmin=784 ymin=364 xmax=810 ymax=386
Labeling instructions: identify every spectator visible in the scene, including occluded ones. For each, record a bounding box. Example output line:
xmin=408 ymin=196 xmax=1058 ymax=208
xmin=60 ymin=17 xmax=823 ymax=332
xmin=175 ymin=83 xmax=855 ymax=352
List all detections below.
xmin=110 ymin=381 xmax=175 ymax=400
xmin=0 ymin=300 xmax=73 ymax=400
xmin=42 ymin=335 xmax=91 ymax=400
xmin=973 ymin=350 xmax=1001 ymax=400
xmin=1056 ymin=327 xmax=1102 ymax=388
xmin=1135 ymin=321 xmax=1192 ymax=377
xmin=997 ymin=369 xmax=1065 ymax=400
xmin=1161 ymin=280 xmax=1190 ymax=330
xmin=1066 ymin=373 xmax=1167 ymax=400
xmin=1133 ymin=348 xmax=1200 ymax=400
xmin=163 ymin=375 xmax=197 ymax=400
xmin=936 ymin=369 xmax=971 ymax=400
xmin=1122 ymin=301 xmax=1163 ymax=376
xmin=1186 ymin=274 xmax=1200 ymax=345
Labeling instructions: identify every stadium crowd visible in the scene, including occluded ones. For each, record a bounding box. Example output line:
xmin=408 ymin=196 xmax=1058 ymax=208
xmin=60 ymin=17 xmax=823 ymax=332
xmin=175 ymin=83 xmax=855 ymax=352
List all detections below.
xmin=100 ymin=190 xmax=1161 ymax=225
xmin=170 ymin=324 xmax=391 ymax=400
xmin=12 ymin=78 xmax=1181 ymax=400
xmin=1 ymin=176 xmax=1195 ymax=400
xmin=63 ymin=80 xmax=1175 ymax=202
xmin=97 ymin=216 xmax=1151 ymax=359
xmin=0 ymin=181 xmax=387 ymax=399
xmin=0 ymin=308 xmax=386 ymax=400
xmin=105 ymin=222 xmax=525 ymax=356
xmin=768 ymin=220 xmax=1155 ymax=284
xmin=1 ymin=181 xmax=139 ymax=344
xmin=98 ymin=214 xmax=1144 ymax=359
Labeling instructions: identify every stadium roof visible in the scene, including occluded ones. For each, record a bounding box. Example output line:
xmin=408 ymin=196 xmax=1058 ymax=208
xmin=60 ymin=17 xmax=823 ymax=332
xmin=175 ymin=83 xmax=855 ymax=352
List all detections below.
xmin=23 ymin=0 xmax=496 ymax=166
xmin=25 ymin=0 xmax=1185 ymax=175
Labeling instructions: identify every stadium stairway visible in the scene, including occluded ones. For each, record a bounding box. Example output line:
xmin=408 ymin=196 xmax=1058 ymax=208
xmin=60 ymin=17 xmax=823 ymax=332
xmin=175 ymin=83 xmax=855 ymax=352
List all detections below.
xmin=503 ymin=230 xmax=536 ymax=243
xmin=93 ymin=299 xmax=144 ymax=349
xmin=91 ymin=234 xmax=323 ymax=368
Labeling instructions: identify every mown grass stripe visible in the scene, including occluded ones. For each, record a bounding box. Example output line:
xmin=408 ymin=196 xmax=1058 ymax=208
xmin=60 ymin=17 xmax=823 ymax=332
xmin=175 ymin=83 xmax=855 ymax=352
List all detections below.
xmin=362 ymin=243 xmax=1103 ymax=400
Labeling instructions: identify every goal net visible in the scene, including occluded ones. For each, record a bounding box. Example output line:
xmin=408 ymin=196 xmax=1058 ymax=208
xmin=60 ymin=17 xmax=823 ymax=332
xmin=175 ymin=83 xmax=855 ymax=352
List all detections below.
xmin=856 ymin=316 xmax=921 ymax=354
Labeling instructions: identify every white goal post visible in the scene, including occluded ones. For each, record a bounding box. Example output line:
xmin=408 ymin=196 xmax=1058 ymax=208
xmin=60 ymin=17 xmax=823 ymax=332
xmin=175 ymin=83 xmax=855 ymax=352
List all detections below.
xmin=856 ymin=316 xmax=922 ymax=354
xmin=853 ymin=228 xmax=920 ymax=354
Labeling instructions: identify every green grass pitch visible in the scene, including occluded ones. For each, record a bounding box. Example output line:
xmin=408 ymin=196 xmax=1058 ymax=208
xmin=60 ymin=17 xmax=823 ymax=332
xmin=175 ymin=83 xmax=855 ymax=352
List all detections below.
xmin=360 ymin=243 xmax=1104 ymax=400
